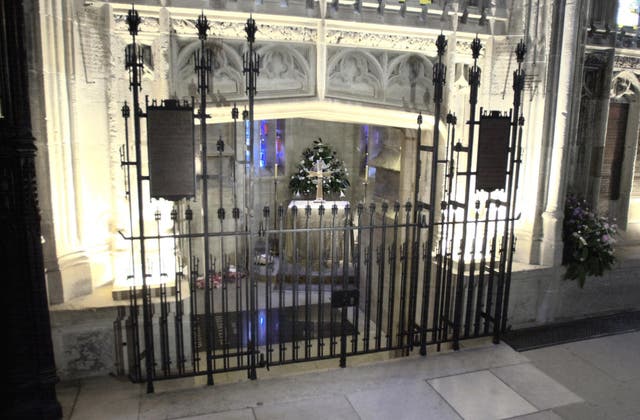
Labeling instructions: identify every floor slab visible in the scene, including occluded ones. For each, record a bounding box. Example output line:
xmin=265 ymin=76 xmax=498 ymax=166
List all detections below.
xmin=175 ymin=408 xmax=255 ymax=420
xmin=563 ymin=331 xmax=640 ymax=382
xmin=491 ymin=363 xmax=582 ymax=410
xmin=253 ymin=395 xmax=358 ymax=420
xmin=347 ymin=380 xmax=461 ymax=420
xmin=428 ymin=370 xmax=537 ymax=420
xmin=508 ymin=411 xmax=563 ymax=420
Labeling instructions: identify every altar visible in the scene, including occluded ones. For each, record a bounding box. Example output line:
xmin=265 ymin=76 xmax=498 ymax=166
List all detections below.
xmin=284 ymin=200 xmax=352 ymax=273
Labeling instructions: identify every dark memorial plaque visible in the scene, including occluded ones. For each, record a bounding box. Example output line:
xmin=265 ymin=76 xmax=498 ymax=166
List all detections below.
xmin=476 ymin=113 xmax=511 ymax=192
xmin=147 ymin=100 xmax=195 ymax=200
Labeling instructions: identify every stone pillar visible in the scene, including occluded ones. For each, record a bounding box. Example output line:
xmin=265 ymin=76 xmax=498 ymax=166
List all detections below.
xmin=1 ymin=0 xmax=62 ymax=417
xmin=540 ymin=0 xmax=586 ymax=266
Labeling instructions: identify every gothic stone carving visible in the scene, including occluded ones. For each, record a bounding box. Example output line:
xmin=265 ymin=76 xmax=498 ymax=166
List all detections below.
xmin=258 ymin=44 xmax=314 ymax=98
xmin=614 ymin=54 xmax=640 ymax=71
xmin=327 ymin=48 xmax=435 ymax=111
xmin=610 ymin=70 xmax=640 ymax=102
xmin=327 ymin=50 xmax=383 ymax=101
xmin=171 ymin=19 xmax=316 ymax=43
xmin=583 ymin=51 xmax=610 ymax=99
xmin=114 ymin=14 xmax=159 ymax=33
xmin=174 ymin=39 xmax=314 ymax=104
xmin=326 ymin=30 xmax=437 ymax=54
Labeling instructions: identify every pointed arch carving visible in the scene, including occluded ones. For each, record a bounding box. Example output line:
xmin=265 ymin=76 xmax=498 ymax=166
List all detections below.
xmin=174 ymin=39 xmax=244 ymax=105
xmin=386 ymin=53 xmax=434 ymax=112
xmin=326 ymin=50 xmax=384 ymax=101
xmin=256 ymin=44 xmax=315 ymax=98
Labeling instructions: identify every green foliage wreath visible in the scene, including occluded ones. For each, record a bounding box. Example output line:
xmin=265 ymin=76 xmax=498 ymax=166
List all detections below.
xmin=288 ymin=138 xmax=350 ymax=197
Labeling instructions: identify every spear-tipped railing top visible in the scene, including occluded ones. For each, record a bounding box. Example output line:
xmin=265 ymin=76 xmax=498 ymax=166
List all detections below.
xmin=471 ymin=36 xmax=482 ymax=60
xmin=126 ymin=7 xmax=141 ymax=36
xmin=245 ymin=15 xmax=258 ymax=43
xmin=436 ymin=33 xmax=447 ymax=57
xmin=516 ymin=40 xmax=527 ymax=63
xmin=196 ymin=12 xmax=210 ymax=41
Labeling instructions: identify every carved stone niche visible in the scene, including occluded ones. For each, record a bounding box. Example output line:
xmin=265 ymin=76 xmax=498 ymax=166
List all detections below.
xmin=256 ymin=43 xmax=315 ymax=99
xmin=174 ymin=38 xmax=244 ymax=105
xmin=326 ymin=47 xmax=435 ymax=112
xmin=326 ymin=48 xmax=384 ymax=102
xmin=582 ymin=51 xmax=610 ymax=99
xmin=173 ymin=38 xmax=315 ymax=104
xmin=386 ymin=53 xmax=434 ymax=112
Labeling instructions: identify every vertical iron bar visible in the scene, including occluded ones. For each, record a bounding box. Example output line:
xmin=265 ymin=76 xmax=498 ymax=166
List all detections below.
xmin=500 ymin=41 xmax=527 ymax=334
xmin=263 ymin=206 xmax=272 ymax=365
xmin=441 ymin=212 xmax=457 ymax=344
xmin=421 ymin=34 xmax=447 ymax=355
xmin=375 ymin=203 xmax=388 ymax=351
xmin=156 ymin=212 xmax=171 ymax=377
xmin=171 ymin=209 xmax=185 ymax=374
xmin=364 ymin=203 xmax=375 ymax=352
xmin=186 ymin=208 xmax=199 ymax=372
xmin=474 ymin=197 xmax=492 ymax=336
xmin=452 ymin=36 xmax=482 ymax=351
xmin=399 ymin=203 xmax=412 ymax=353
xmin=122 ymin=101 xmax=142 ymax=382
xmin=304 ymin=205 xmax=312 ymax=360
xmin=433 ymin=116 xmax=455 ymax=345
xmin=194 ymin=12 xmax=214 ymax=385
xmin=431 ymin=203 xmax=445 ymax=346
xmin=330 ymin=205 xmax=338 ymax=357
xmin=484 ymin=207 xmax=500 ymax=336
xmin=318 ymin=205 xmax=326 ymax=358
xmin=353 ymin=204 xmax=364 ymax=354
xmin=339 ymin=205 xmax=351 ymax=367
xmin=292 ymin=205 xmax=299 ymax=361
xmin=410 ymin=115 xmax=422 ymax=351
xmin=125 ymin=7 xmax=154 ymax=393
xmin=278 ymin=205 xmax=286 ymax=363
xmin=464 ymin=201 xmax=481 ymax=338
xmin=386 ymin=203 xmax=400 ymax=349
xmin=243 ymin=16 xmax=260 ymax=381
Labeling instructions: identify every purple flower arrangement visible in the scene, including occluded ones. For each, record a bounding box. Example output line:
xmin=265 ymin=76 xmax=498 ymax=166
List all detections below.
xmin=562 ymin=194 xmax=617 ymax=287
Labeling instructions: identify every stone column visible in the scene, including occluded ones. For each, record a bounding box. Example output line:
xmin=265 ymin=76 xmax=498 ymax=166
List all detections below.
xmin=36 ymin=0 xmax=94 ymax=303
xmin=1 ymin=0 xmax=62 ymax=417
xmin=540 ymin=0 xmax=586 ymax=266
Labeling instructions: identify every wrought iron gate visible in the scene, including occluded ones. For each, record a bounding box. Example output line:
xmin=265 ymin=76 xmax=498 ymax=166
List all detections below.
xmin=117 ymin=6 xmax=527 ymax=393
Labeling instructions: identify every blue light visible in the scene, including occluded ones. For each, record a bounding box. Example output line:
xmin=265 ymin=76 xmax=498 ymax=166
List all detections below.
xmin=259 ymin=315 xmax=264 ymax=325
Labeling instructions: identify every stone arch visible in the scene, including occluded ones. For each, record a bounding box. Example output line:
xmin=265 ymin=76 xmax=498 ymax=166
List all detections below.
xmin=326 ymin=50 xmax=384 ymax=101
xmin=256 ymin=44 xmax=313 ymax=97
xmin=386 ymin=53 xmax=434 ymax=111
xmin=174 ymin=40 xmax=243 ymax=104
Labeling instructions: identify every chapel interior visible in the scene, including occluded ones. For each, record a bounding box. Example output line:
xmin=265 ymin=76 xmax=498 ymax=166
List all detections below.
xmin=3 ymin=0 xmax=640 ymax=417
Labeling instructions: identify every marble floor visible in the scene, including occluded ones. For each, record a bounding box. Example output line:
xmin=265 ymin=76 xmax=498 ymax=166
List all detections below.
xmin=56 ymin=331 xmax=640 ymax=420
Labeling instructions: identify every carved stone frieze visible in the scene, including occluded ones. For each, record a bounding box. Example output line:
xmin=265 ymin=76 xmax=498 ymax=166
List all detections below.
xmin=326 ymin=47 xmax=435 ymax=111
xmin=614 ymin=54 xmax=640 ymax=71
xmin=173 ymin=39 xmax=314 ymax=105
xmin=114 ymin=14 xmax=160 ymax=33
xmin=171 ymin=19 xmax=316 ymax=43
xmin=326 ymin=30 xmax=437 ymax=53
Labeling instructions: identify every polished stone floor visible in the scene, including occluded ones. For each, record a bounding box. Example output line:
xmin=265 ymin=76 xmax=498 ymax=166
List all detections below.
xmin=56 ymin=331 xmax=640 ymax=419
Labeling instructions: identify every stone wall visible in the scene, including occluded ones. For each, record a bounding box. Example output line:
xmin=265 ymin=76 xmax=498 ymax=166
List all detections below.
xmin=508 ymin=252 xmax=640 ymax=329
